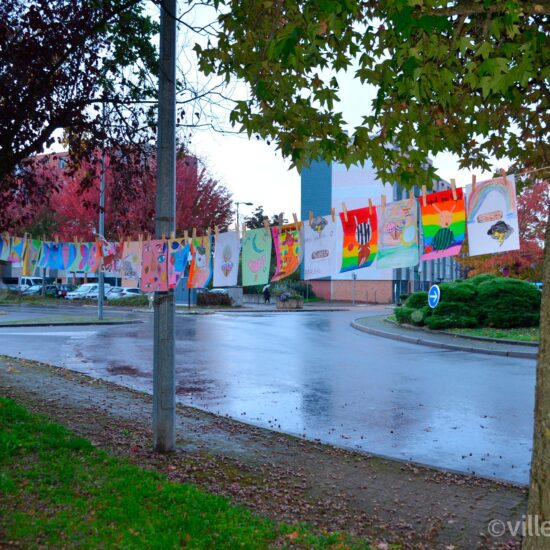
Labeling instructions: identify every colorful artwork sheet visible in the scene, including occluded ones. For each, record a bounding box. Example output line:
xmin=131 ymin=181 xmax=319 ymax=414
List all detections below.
xmin=121 ymin=241 xmax=143 ymax=280
xmin=241 ymin=228 xmax=272 ymax=287
xmin=168 ymin=238 xmax=190 ymax=289
xmin=466 ymin=175 xmax=520 ymax=256
xmin=187 ymin=236 xmax=212 ymax=289
xmin=376 ymin=198 xmax=419 ymax=269
xmin=140 ymin=240 xmax=169 ymax=292
xmin=303 ymin=215 xmax=338 ymax=280
xmin=101 ymin=241 xmax=122 ymax=274
xmin=0 ymin=235 xmax=9 ymax=261
xmin=7 ymin=237 xmax=26 ymax=263
xmin=419 ymin=188 xmax=466 ymax=261
xmin=37 ymin=242 xmax=65 ymax=270
xmin=22 ymin=239 xmax=41 ymax=276
xmin=271 ymin=224 xmax=301 ymax=282
xmin=213 ymin=231 xmax=240 ymax=287
xmin=83 ymin=242 xmax=101 ymax=272
xmin=340 ymin=207 xmax=378 ymax=272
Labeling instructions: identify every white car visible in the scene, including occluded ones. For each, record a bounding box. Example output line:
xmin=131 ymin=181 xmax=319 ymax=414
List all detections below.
xmin=105 ymin=287 xmax=124 ymax=300
xmin=121 ymin=288 xmax=143 ymax=297
xmin=65 ymin=283 xmax=111 ymax=300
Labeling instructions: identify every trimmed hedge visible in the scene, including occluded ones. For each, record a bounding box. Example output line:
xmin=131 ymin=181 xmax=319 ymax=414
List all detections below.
xmin=477 ymin=278 xmax=541 ymax=328
xmin=394 ymin=276 xmax=540 ymax=330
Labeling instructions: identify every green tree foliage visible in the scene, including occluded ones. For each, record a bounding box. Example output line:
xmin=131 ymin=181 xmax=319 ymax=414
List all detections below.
xmin=197 ymin=0 xmax=549 ymax=180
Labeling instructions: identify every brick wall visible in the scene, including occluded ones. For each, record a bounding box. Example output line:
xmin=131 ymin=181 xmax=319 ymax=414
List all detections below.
xmin=308 ymin=279 xmax=393 ymax=303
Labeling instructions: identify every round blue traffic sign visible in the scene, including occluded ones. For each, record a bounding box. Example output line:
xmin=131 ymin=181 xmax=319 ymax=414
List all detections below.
xmin=428 ymin=284 xmax=441 ymax=308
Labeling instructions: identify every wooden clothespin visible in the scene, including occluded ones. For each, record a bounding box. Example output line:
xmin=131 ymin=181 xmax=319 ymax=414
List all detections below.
xmin=471 ymin=174 xmax=477 ymax=192
xmin=192 ymin=228 xmax=197 ymax=240
xmin=183 ymin=230 xmax=189 ymax=244
xmin=263 ymin=217 xmax=270 ymax=235
xmin=368 ymin=198 xmax=373 ymax=215
xmin=214 ymin=225 xmax=219 ymax=237
xmin=138 ymin=233 xmax=143 ymax=243
xmin=308 ymin=211 xmax=313 ymax=223
xmin=330 ymin=207 xmax=336 ymax=222
xmin=421 ymin=185 xmax=427 ymax=207
xmin=206 ymin=227 xmax=211 ymax=238
xmin=54 ymin=235 xmax=59 ymax=244
xmin=292 ymin=213 xmax=301 ymax=230
xmin=170 ymin=230 xmax=175 ymax=240
xmin=450 ymin=178 xmax=457 ymax=201
xmin=73 ymin=235 xmax=78 ymax=245
xmin=341 ymin=202 xmax=348 ymax=222
xmin=242 ymin=223 xmax=247 ymax=237
xmin=161 ymin=232 xmax=166 ymax=240
xmin=278 ymin=212 xmax=283 ymax=230
xmin=381 ymin=194 xmax=387 ymax=211
xmin=500 ymin=168 xmax=508 ymax=184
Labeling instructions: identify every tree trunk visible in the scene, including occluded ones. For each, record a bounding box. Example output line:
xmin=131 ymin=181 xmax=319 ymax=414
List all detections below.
xmin=524 ymin=218 xmax=550 ymax=549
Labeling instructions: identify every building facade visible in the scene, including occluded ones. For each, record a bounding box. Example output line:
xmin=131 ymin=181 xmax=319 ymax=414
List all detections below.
xmin=301 ymin=159 xmax=463 ymax=303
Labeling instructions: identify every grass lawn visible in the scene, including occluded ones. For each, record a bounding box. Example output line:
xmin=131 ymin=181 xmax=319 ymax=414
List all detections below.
xmin=0 ymin=397 xmax=369 ymax=549
xmin=447 ymin=326 xmax=540 ymax=342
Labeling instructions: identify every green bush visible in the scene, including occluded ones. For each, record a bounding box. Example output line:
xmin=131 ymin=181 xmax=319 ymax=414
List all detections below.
xmin=438 ymin=282 xmax=477 ymax=304
xmin=394 ymin=306 xmax=414 ymax=324
xmin=477 ymin=278 xmax=541 ymax=328
xmin=467 ymin=273 xmax=498 ymax=286
xmin=404 ymin=291 xmax=428 ymax=309
xmin=110 ymin=295 xmax=149 ymax=307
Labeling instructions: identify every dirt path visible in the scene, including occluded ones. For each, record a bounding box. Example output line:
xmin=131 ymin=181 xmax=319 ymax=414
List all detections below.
xmin=0 ymin=356 xmax=526 ymax=549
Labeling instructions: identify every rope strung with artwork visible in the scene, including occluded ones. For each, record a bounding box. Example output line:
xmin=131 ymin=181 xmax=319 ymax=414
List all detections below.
xmin=0 ymin=173 xmax=521 ymax=292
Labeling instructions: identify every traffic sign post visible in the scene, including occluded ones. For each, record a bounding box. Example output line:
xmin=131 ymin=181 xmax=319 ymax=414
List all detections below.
xmin=428 ymin=284 xmax=441 ymax=309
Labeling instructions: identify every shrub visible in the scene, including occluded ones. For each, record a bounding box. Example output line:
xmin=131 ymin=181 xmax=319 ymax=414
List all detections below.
xmin=477 ymin=278 xmax=541 ymax=328
xmin=110 ymin=295 xmax=149 ymax=307
xmin=394 ymin=306 xmax=414 ymax=324
xmin=467 ymin=273 xmax=498 ymax=286
xmin=197 ymin=292 xmax=232 ymax=306
xmin=438 ymin=282 xmax=477 ymax=304
xmin=404 ymin=291 xmax=428 ymax=309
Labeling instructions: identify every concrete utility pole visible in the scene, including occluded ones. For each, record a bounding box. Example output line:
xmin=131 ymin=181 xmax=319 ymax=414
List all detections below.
xmin=153 ymin=0 xmax=177 ymax=452
xmin=98 ymin=100 xmax=106 ymax=321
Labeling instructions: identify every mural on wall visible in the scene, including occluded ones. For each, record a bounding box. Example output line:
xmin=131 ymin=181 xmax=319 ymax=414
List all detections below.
xmin=339 ymin=207 xmax=378 ymax=272
xmin=271 ymin=224 xmax=301 ymax=282
xmin=213 ymin=231 xmax=240 ymax=287
xmin=168 ymin=238 xmax=190 ymax=289
xmin=241 ymin=228 xmax=272 ymax=287
xmin=187 ymin=236 xmax=212 ymax=289
xmin=140 ymin=239 xmax=169 ymax=292
xmin=466 ymin=175 xmax=520 ymax=256
xmin=303 ymin=215 xmax=338 ymax=280
xmin=376 ymin=198 xmax=419 ymax=270
xmin=419 ymin=188 xmax=466 ymax=261
xmin=121 ymin=241 xmax=143 ymax=280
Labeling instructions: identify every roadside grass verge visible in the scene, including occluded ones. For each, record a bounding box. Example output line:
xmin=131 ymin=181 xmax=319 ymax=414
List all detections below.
xmin=447 ymin=326 xmax=540 ymax=342
xmin=0 ymin=315 xmax=130 ymax=326
xmin=0 ymin=397 xmax=369 ymax=549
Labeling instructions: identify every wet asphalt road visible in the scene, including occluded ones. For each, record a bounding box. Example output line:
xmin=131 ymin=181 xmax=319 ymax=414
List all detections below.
xmin=0 ymin=306 xmax=535 ymax=483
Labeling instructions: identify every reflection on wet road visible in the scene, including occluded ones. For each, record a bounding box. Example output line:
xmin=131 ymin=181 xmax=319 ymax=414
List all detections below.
xmin=0 ymin=309 xmax=535 ymax=483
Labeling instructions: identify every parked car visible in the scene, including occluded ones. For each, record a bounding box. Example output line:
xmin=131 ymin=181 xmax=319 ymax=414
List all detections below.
xmin=121 ymin=287 xmax=143 ymax=297
xmin=105 ymin=287 xmax=125 ymax=300
xmin=23 ymin=284 xmax=57 ymax=296
xmin=19 ymin=277 xmax=43 ymax=291
xmin=65 ymin=283 xmax=111 ymax=300
xmin=55 ymin=284 xmax=75 ymax=298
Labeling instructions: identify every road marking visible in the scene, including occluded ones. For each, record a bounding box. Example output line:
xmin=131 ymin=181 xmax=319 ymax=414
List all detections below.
xmin=0 ymin=331 xmax=97 ymax=337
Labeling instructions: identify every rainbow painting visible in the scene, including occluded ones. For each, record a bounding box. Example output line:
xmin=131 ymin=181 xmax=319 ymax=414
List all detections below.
xmin=7 ymin=236 xmax=26 ymax=263
xmin=271 ymin=224 xmax=301 ymax=282
xmin=376 ymin=198 xmax=419 ymax=269
xmin=466 ymin=175 xmax=520 ymax=256
xmin=339 ymin=206 xmax=378 ymax=273
xmin=419 ymin=188 xmax=466 ymax=261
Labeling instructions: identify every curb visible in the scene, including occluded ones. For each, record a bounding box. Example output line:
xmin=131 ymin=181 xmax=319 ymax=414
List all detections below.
xmin=350 ymin=320 xmax=537 ymax=359
xmin=0 ymin=320 xmax=142 ymax=328
xmin=384 ymin=318 xmax=539 ymax=348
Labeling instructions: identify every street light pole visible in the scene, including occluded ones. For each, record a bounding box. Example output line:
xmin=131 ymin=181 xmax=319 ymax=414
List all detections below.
xmin=97 ymin=100 xmax=106 ymax=321
xmin=153 ymin=0 xmax=177 ymax=453
xmin=235 ymin=201 xmax=253 ymax=228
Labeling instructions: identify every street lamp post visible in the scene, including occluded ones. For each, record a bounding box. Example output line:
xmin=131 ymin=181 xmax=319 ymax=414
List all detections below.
xmin=235 ymin=201 xmax=253 ymax=228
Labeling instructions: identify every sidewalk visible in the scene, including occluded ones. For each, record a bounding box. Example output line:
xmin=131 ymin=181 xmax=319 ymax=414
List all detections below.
xmin=0 ymin=356 xmax=526 ymax=549
xmin=352 ymin=315 xmax=538 ymax=359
